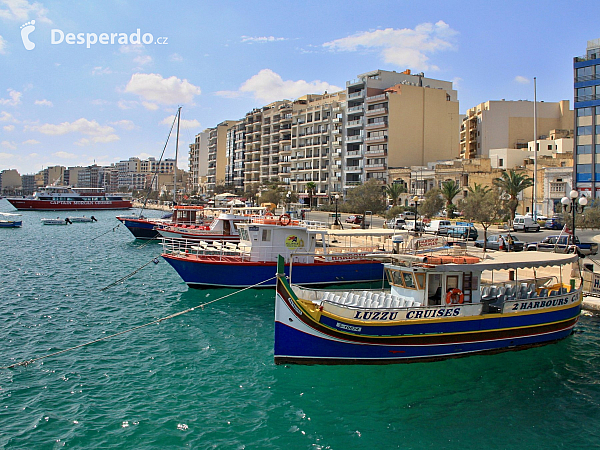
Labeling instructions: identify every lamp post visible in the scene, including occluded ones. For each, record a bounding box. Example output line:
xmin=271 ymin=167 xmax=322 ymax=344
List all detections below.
xmin=413 ymin=195 xmax=420 ymax=235
xmin=334 ymin=194 xmax=341 ymax=227
xmin=286 ymin=190 xmax=291 ymax=214
xmin=561 ymin=189 xmax=587 ymax=244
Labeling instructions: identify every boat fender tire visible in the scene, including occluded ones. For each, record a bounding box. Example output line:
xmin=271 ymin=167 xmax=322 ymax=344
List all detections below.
xmin=279 ymin=214 xmax=292 ymax=226
xmin=445 ymin=288 xmax=464 ymax=305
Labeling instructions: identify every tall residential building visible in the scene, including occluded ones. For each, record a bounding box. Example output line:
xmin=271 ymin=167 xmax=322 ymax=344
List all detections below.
xmin=574 ymin=38 xmax=600 ymax=196
xmin=189 ymin=130 xmax=209 ymax=192
xmin=0 ymin=169 xmax=21 ymax=195
xmin=460 ymin=99 xmax=573 ymax=159
xmin=207 ymin=120 xmax=236 ymax=192
xmin=225 ymin=120 xmax=246 ymax=190
xmin=344 ymin=69 xmax=459 ymax=190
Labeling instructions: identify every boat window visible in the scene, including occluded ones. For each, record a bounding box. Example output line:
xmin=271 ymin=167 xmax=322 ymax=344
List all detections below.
xmin=428 ymin=273 xmax=442 ymax=305
xmin=385 ymin=269 xmax=403 ymax=286
xmin=262 ymin=229 xmax=271 ymax=241
xmin=446 ymin=275 xmax=459 ymax=291
xmin=402 ymin=272 xmax=415 ymax=289
xmin=415 ymin=273 xmax=425 ymax=290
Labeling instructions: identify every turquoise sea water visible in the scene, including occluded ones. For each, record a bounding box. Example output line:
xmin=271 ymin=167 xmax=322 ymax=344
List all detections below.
xmin=1 ymin=200 xmax=600 ymax=449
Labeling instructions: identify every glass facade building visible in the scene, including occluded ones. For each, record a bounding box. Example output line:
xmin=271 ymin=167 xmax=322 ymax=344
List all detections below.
xmin=574 ymin=38 xmax=600 ymax=195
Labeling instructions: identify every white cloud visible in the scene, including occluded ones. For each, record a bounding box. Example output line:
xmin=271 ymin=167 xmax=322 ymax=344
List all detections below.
xmin=92 ymin=66 xmax=112 ymax=75
xmin=1 ymin=140 xmax=17 ymax=150
xmin=117 ymin=99 xmax=138 ymax=109
xmin=160 ymin=115 xmax=200 ymax=129
xmin=0 ymin=111 xmax=18 ymax=122
xmin=241 ymin=36 xmax=287 ymax=43
xmin=4 ymin=124 xmax=14 ymax=131
xmin=0 ymin=0 xmax=52 ymax=23
xmin=514 ymin=76 xmax=530 ymax=85
xmin=141 ymin=101 xmax=159 ymax=110
xmin=323 ymin=21 xmax=458 ymax=71
xmin=26 ymin=118 xmax=119 ymax=145
xmin=169 ymin=53 xmax=183 ymax=62
xmin=0 ymin=151 xmax=15 ymax=160
xmin=22 ymin=139 xmax=39 ymax=144
xmin=110 ymin=119 xmax=135 ymax=130
xmin=216 ymin=69 xmax=342 ymax=103
xmin=120 ymin=44 xmax=144 ymax=54
xmin=52 ymin=151 xmax=78 ymax=159
xmin=125 ymin=73 xmax=201 ymax=105
xmin=133 ymin=55 xmax=152 ymax=65
xmin=0 ymin=89 xmax=22 ymax=106
xmin=34 ymin=99 xmax=53 ymax=106
xmin=0 ymin=35 xmax=7 ymax=54
xmin=91 ymin=99 xmax=110 ymax=106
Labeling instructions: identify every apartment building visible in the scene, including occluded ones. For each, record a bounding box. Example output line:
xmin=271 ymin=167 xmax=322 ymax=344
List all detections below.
xmin=460 ymin=99 xmax=573 ymax=159
xmin=189 ymin=130 xmax=209 ymax=192
xmin=225 ymin=121 xmax=246 ymax=190
xmin=207 ymin=120 xmax=236 ymax=192
xmin=344 ymin=69 xmax=459 ymax=191
xmin=574 ymin=38 xmax=600 ymax=196
xmin=0 ymin=169 xmax=21 ymax=195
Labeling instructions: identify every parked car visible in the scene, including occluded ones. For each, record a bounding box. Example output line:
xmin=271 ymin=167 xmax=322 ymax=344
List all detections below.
xmin=527 ymin=235 xmax=598 ymax=256
xmin=345 ymin=215 xmax=363 ymax=224
xmin=513 ymin=216 xmax=540 ymax=232
xmin=399 ymin=211 xmax=416 ymax=219
xmin=474 ymin=234 xmax=524 ymax=251
xmin=446 ymin=225 xmax=478 ymax=240
xmin=386 ymin=218 xmax=406 ymax=229
xmin=425 ymin=219 xmax=452 ymax=235
xmin=544 ymin=217 xmax=564 ymax=230
xmin=405 ymin=220 xmax=425 ymax=232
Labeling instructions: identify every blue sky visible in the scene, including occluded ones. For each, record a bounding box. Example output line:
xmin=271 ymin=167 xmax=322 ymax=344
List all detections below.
xmin=0 ymin=0 xmax=597 ymax=174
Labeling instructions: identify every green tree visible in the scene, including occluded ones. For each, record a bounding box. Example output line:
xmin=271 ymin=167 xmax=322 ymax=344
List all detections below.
xmin=306 ymin=182 xmax=316 ymax=209
xmin=441 ymin=180 xmax=461 ymax=218
xmin=460 ymin=188 xmax=507 ymax=251
xmin=346 ymin=179 xmax=387 ymax=228
xmin=467 ymin=183 xmax=491 ymax=196
xmin=419 ymin=188 xmax=444 ymax=219
xmin=384 ymin=183 xmax=406 ymax=207
xmin=493 ymin=170 xmax=533 ymax=222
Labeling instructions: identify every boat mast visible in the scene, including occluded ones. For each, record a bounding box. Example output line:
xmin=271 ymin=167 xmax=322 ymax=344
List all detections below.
xmin=174 ymin=106 xmax=181 ymax=206
xmin=532 ymin=77 xmax=537 ymax=220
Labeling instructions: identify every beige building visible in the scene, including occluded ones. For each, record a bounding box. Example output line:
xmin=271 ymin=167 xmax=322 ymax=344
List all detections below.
xmin=460 ymin=99 xmax=573 ymax=159
xmin=0 ymin=169 xmax=21 ymax=194
xmin=189 ymin=130 xmax=209 ymax=192
xmin=207 ymin=120 xmax=237 ymax=192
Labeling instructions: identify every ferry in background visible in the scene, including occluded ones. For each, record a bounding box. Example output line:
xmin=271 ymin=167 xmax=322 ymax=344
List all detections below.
xmin=7 ymin=186 xmax=132 ymax=211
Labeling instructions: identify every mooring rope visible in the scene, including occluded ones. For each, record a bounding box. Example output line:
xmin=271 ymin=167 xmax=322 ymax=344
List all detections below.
xmin=90 ymin=223 xmax=121 ymax=241
xmin=0 ymin=276 xmax=277 ymax=370
xmin=100 ymin=256 xmax=162 ymax=292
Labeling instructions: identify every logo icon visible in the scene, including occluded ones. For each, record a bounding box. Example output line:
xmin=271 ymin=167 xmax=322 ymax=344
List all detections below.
xmin=21 ymin=20 xmax=36 ymax=50
xmin=285 ymin=235 xmax=304 ymax=249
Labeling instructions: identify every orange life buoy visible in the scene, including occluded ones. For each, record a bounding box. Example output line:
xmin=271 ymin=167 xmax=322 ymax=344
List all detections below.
xmin=279 ymin=214 xmax=292 ymax=226
xmin=445 ymin=288 xmax=464 ymax=305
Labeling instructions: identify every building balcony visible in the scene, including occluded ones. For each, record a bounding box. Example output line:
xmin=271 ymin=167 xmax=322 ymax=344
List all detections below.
xmin=345 ymin=149 xmax=362 ymax=157
xmin=348 ymin=90 xmax=364 ymax=100
xmin=344 ymin=165 xmax=363 ymax=172
xmin=366 ymin=93 xmax=387 ymax=103
xmin=365 ymin=121 xmax=387 ymax=130
xmin=365 ymin=163 xmax=387 ymax=170
xmin=365 ymin=149 xmax=387 ymax=157
xmin=346 ymin=135 xmax=363 ymax=143
xmin=347 ymin=105 xmax=363 ymax=114
xmin=365 ymin=107 xmax=388 ymax=117
xmin=346 ymin=78 xmax=365 ymax=87
xmin=365 ymin=135 xmax=387 ymax=144
xmin=346 ymin=119 xmax=363 ymax=128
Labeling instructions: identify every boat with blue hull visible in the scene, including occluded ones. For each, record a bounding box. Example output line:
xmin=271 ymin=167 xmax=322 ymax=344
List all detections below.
xmin=274 ymin=250 xmax=583 ymax=365
xmin=0 ymin=212 xmax=22 ymax=228
xmin=161 ymin=217 xmax=397 ymax=288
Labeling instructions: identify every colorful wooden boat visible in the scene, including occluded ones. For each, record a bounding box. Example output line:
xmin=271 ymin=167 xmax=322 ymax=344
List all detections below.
xmin=0 ymin=212 xmax=22 ymax=228
xmin=161 ymin=217 xmax=397 ymax=288
xmin=274 ymin=251 xmax=583 ymax=365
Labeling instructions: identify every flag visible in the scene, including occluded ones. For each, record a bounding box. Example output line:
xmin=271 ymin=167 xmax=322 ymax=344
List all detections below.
xmin=563 ymin=224 xmax=572 ymax=235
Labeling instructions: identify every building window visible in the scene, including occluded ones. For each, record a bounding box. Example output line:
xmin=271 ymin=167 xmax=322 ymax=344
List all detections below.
xmin=499 ymin=158 xmax=504 ymax=167
xmin=578 ymin=145 xmax=592 ymax=154
xmin=577 ymin=107 xmax=593 ymax=116
xmin=578 ymin=126 xmax=593 ymax=135
xmin=577 ymin=164 xmax=592 ymax=182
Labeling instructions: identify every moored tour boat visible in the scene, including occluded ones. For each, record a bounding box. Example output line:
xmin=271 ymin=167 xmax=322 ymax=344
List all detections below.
xmin=0 ymin=212 xmax=22 ymax=228
xmin=7 ymin=186 xmax=132 ymax=211
xmin=41 ymin=218 xmax=71 ymax=225
xmin=67 ymin=215 xmax=98 ymax=223
xmin=161 ymin=216 xmax=396 ymax=288
xmin=274 ymin=250 xmax=583 ymax=365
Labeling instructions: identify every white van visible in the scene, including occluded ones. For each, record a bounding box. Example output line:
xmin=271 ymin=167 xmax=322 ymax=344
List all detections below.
xmin=513 ymin=216 xmax=540 ymax=232
xmin=425 ymin=220 xmax=452 ymax=235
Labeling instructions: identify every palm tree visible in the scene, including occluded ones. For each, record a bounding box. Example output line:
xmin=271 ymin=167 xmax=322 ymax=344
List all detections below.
xmin=384 ymin=183 xmax=406 ymax=207
xmin=306 ymin=182 xmax=316 ymax=209
xmin=493 ymin=170 xmax=533 ymax=221
xmin=467 ymin=183 xmax=491 ymax=196
xmin=441 ymin=180 xmax=461 ymax=218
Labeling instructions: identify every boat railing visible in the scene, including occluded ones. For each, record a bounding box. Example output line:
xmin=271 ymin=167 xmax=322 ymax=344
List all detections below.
xmin=161 ymin=238 xmax=252 ymax=261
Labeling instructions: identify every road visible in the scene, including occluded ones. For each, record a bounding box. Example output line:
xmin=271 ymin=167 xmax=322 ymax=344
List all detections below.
xmin=302 ymin=210 xmax=599 ymax=245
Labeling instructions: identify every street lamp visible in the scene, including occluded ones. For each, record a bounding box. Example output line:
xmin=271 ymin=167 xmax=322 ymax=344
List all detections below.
xmin=334 ymin=194 xmax=341 ymax=227
xmin=286 ymin=190 xmax=291 ymax=214
xmin=561 ymin=189 xmax=587 ymax=244
xmin=413 ymin=195 xmax=420 ymax=234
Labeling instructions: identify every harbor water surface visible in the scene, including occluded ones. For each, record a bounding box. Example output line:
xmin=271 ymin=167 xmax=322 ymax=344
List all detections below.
xmin=1 ymin=201 xmax=600 ymax=449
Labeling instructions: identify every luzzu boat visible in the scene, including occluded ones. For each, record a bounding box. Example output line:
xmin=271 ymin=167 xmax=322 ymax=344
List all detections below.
xmin=161 ymin=217 xmax=396 ymax=288
xmin=274 ymin=250 xmax=583 ymax=365
xmin=0 ymin=212 xmax=22 ymax=228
